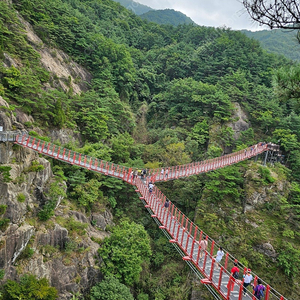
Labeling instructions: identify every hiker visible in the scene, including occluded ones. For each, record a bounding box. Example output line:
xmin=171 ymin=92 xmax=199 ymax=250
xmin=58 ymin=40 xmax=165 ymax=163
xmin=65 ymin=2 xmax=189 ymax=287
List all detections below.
xmin=243 ymin=268 xmax=253 ymax=295
xmin=148 ymin=182 xmax=154 ymax=193
xmin=213 ymin=246 xmax=224 ymax=269
xmin=161 ymin=168 xmax=164 ymax=177
xmin=253 ymin=279 xmax=265 ymax=300
xmin=199 ymin=236 xmax=208 ymax=260
xmin=165 ymin=168 xmax=168 ymax=178
xmin=142 ymin=169 xmax=147 ymax=178
xmin=164 ymin=199 xmax=170 ymax=209
xmin=227 ymin=262 xmax=239 ymax=291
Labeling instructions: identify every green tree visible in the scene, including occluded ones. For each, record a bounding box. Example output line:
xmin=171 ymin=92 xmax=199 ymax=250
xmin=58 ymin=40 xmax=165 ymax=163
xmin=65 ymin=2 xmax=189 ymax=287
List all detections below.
xmin=0 ymin=274 xmax=58 ymax=300
xmin=203 ymin=165 xmax=244 ymax=203
xmin=98 ymin=219 xmax=151 ymax=286
xmin=90 ymin=276 xmax=134 ymax=300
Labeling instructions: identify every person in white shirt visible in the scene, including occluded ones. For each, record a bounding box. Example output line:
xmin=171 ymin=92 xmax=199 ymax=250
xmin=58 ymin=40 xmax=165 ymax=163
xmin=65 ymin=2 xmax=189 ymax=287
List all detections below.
xmin=243 ymin=268 xmax=253 ymax=295
xmin=213 ymin=246 xmax=224 ymax=268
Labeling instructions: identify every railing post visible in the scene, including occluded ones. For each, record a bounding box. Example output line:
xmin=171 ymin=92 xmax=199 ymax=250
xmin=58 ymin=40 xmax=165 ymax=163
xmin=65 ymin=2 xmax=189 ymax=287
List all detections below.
xmin=56 ymin=147 xmax=60 ymax=158
xmin=185 ymin=233 xmax=190 ymax=253
xmin=210 ymin=240 xmax=215 ymax=256
xmin=190 ymin=236 xmax=195 ymax=260
xmin=224 ymin=252 xmax=229 ymax=270
xmin=209 ymin=258 xmax=215 ymax=281
xmin=41 ymin=141 xmax=45 ymax=153
xmin=180 ymin=227 xmax=186 ymax=248
xmin=203 ymin=251 xmax=208 ymax=273
xmin=265 ymin=285 xmax=271 ymax=300
xmin=31 ymin=138 xmax=36 ymax=148
xmin=51 ymin=144 xmax=56 ymax=156
xmin=35 ymin=139 xmax=40 ymax=150
xmin=238 ymin=278 xmax=244 ymax=300
xmin=218 ymin=267 xmax=223 ymax=289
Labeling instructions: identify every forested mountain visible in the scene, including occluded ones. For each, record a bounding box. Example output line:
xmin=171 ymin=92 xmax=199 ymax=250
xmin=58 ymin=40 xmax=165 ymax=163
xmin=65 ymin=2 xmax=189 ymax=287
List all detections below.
xmin=0 ymin=0 xmax=300 ymax=299
xmin=140 ymin=9 xmax=195 ymax=26
xmin=113 ymin=0 xmax=153 ymax=15
xmin=242 ymin=29 xmax=300 ymax=61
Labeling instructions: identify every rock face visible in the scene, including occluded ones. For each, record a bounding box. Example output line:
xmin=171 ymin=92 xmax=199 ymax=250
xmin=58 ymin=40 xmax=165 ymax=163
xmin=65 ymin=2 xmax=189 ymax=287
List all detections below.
xmin=229 ymin=102 xmax=250 ymax=139
xmin=255 ymin=242 xmax=278 ymax=261
xmin=20 ymin=18 xmax=92 ymax=95
xmin=243 ymin=167 xmax=290 ymax=212
xmin=0 ymin=98 xmax=113 ymax=299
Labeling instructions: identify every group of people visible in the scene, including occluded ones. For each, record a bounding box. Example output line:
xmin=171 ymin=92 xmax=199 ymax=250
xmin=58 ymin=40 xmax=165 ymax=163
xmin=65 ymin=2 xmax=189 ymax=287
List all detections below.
xmin=229 ymin=262 xmax=265 ymax=299
xmin=131 ymin=169 xmax=147 ymax=181
xmin=160 ymin=168 xmax=168 ymax=178
xmin=199 ymin=239 xmax=265 ymax=299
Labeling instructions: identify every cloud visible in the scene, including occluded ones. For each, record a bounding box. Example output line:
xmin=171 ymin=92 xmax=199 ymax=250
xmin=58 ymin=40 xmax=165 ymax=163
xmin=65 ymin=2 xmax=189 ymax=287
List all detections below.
xmin=134 ymin=0 xmax=265 ymax=31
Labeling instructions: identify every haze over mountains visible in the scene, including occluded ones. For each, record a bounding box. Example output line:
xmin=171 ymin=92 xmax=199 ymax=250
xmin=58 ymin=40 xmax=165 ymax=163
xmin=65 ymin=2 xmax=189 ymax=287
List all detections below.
xmin=114 ymin=0 xmax=300 ymax=61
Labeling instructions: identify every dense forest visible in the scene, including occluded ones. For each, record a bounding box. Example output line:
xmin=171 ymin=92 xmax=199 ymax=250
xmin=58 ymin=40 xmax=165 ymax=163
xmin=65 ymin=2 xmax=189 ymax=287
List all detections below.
xmin=242 ymin=29 xmax=300 ymax=61
xmin=139 ymin=9 xmax=195 ymax=26
xmin=113 ymin=0 xmax=153 ymax=15
xmin=0 ymin=0 xmax=300 ymax=299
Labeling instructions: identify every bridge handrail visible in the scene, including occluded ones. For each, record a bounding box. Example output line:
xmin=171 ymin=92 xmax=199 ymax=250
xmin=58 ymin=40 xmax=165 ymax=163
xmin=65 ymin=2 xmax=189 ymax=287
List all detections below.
xmin=134 ymin=177 xmax=287 ymax=300
xmin=10 ymin=132 xmax=271 ymax=182
xmin=2 ymin=131 xmax=287 ymax=300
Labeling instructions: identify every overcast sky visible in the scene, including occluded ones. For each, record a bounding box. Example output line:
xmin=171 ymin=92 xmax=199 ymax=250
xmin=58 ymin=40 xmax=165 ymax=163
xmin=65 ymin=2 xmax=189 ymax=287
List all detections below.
xmin=134 ymin=0 xmax=267 ymax=31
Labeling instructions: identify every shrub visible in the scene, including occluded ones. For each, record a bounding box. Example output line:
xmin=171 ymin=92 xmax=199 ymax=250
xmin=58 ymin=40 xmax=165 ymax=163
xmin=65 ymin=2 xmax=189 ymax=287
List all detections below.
xmin=90 ymin=276 xmax=134 ymax=300
xmin=0 ymin=218 xmax=10 ymax=231
xmin=0 ymin=166 xmax=12 ymax=182
xmin=17 ymin=193 xmax=26 ymax=203
xmin=17 ymin=245 xmax=34 ymax=261
xmin=26 ymin=161 xmax=45 ymax=173
xmin=1 ymin=274 xmax=58 ymax=299
xmin=0 ymin=205 xmax=7 ymax=215
xmin=0 ymin=269 xmax=4 ymax=280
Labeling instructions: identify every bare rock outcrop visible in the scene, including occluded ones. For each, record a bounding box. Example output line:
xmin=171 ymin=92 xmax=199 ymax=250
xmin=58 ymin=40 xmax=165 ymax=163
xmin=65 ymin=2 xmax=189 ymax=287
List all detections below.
xmin=255 ymin=242 xmax=278 ymax=261
xmin=20 ymin=18 xmax=92 ymax=95
xmin=243 ymin=167 xmax=290 ymax=212
xmin=0 ymin=224 xmax=35 ymax=268
xmin=229 ymin=102 xmax=250 ymax=139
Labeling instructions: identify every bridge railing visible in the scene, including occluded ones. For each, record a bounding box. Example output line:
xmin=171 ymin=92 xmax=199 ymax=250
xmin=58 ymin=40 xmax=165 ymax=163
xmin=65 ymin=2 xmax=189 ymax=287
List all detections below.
xmin=134 ymin=177 xmax=287 ymax=300
xmin=0 ymin=131 xmax=20 ymax=142
xmin=148 ymin=143 xmax=268 ymax=182
xmin=15 ymin=134 xmax=132 ymax=181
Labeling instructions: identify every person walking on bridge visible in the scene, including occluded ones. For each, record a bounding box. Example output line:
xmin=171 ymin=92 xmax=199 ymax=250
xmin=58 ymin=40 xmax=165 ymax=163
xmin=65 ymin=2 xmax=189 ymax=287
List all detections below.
xmin=199 ymin=236 xmax=208 ymax=260
xmin=227 ymin=262 xmax=239 ymax=291
xmin=243 ymin=268 xmax=253 ymax=295
xmin=213 ymin=246 xmax=224 ymax=269
xmin=253 ymin=279 xmax=265 ymax=300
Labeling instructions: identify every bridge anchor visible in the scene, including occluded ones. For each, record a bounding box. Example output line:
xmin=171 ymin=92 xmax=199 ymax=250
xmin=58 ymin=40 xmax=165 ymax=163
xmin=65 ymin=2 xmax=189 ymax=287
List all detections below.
xmin=200 ymin=279 xmax=212 ymax=285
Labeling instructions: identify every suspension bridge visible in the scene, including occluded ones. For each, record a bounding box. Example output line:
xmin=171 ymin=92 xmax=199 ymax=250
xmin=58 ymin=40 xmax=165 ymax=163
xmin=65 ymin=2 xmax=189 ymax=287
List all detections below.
xmin=0 ymin=131 xmax=286 ymax=300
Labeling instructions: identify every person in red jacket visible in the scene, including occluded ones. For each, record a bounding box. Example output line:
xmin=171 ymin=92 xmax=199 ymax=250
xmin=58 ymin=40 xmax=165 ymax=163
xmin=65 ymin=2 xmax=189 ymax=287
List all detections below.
xmin=227 ymin=262 xmax=239 ymax=291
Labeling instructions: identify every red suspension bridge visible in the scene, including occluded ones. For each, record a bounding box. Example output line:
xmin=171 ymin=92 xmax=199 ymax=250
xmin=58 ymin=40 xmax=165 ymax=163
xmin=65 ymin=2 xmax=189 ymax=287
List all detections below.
xmin=0 ymin=131 xmax=286 ymax=300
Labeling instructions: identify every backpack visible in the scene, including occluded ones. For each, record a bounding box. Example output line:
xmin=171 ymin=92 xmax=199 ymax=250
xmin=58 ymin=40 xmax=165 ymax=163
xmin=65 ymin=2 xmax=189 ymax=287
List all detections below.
xmin=255 ymin=285 xmax=264 ymax=298
xmin=233 ymin=271 xmax=239 ymax=279
xmin=259 ymin=286 xmax=264 ymax=298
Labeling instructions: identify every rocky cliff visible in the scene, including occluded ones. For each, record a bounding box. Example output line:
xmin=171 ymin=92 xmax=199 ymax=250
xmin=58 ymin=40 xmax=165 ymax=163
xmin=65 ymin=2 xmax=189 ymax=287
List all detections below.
xmin=0 ymin=11 xmax=113 ymax=296
xmin=0 ymin=95 xmax=115 ymax=299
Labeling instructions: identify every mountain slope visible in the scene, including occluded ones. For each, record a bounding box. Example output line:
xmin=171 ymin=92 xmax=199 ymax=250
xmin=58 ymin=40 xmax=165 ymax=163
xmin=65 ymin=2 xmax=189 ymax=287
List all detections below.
xmin=242 ymin=29 xmax=300 ymax=61
xmin=113 ymin=0 xmax=153 ymax=15
xmin=140 ymin=9 xmax=195 ymax=26
xmin=1 ymin=0 xmax=300 ymax=299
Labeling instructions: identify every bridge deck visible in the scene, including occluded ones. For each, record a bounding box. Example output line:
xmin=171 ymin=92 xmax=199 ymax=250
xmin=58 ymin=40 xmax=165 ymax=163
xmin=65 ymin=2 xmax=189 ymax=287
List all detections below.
xmin=0 ymin=132 xmax=286 ymax=300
